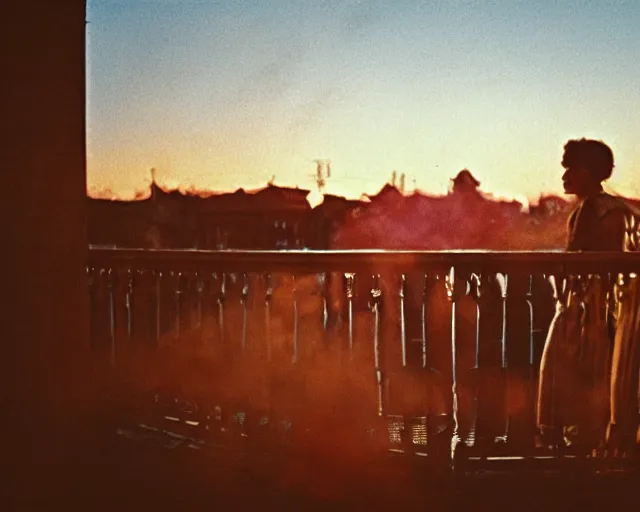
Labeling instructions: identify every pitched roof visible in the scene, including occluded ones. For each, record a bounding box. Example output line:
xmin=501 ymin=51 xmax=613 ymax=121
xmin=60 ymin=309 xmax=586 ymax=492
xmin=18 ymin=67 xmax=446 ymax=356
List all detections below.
xmin=199 ymin=184 xmax=311 ymax=213
xmin=451 ymin=169 xmax=480 ymax=188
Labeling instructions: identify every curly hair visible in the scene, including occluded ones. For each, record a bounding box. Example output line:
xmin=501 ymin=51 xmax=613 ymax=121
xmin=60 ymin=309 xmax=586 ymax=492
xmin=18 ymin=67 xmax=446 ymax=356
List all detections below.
xmin=561 ymin=138 xmax=615 ymax=182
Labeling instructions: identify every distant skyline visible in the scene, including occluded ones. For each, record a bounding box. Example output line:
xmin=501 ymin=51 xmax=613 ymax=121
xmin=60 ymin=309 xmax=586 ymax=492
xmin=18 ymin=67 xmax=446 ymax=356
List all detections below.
xmin=87 ymin=1 xmax=640 ymax=201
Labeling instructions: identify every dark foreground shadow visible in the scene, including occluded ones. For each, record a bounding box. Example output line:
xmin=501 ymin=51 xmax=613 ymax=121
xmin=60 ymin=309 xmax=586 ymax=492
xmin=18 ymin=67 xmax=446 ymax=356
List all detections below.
xmin=8 ymin=427 xmax=639 ymax=512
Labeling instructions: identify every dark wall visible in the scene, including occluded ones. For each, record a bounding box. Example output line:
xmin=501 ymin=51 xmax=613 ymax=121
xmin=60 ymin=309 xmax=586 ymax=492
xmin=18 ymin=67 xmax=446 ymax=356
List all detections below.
xmin=3 ymin=1 xmax=89 ymax=502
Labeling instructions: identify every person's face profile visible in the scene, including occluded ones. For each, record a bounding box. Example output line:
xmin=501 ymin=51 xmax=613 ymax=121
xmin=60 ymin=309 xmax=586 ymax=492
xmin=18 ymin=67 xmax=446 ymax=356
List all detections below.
xmin=561 ymin=166 xmax=593 ymax=196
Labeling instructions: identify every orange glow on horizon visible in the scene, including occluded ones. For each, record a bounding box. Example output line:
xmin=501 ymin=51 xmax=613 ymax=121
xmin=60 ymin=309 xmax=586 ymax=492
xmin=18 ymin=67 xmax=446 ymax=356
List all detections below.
xmin=86 ymin=141 xmax=640 ymax=203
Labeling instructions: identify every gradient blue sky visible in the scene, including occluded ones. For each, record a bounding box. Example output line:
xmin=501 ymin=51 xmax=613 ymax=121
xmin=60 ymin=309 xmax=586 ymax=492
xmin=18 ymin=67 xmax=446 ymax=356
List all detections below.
xmin=86 ymin=0 xmax=640 ymax=201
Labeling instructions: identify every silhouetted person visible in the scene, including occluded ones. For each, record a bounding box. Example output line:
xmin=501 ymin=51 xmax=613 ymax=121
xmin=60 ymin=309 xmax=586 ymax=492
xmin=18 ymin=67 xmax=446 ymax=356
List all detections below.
xmin=562 ymin=140 xmax=627 ymax=251
xmin=537 ymin=138 xmax=629 ymax=451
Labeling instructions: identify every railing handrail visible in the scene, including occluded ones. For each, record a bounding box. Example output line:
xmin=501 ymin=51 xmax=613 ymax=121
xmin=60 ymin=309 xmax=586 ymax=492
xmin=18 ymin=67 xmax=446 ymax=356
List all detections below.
xmin=87 ymin=245 xmax=640 ymax=468
xmin=88 ymin=246 xmax=640 ymax=274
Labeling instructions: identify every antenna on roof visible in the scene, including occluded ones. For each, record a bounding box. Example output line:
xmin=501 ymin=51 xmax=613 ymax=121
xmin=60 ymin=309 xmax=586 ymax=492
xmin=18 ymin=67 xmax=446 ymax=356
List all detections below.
xmin=311 ymin=159 xmax=331 ymax=192
xmin=149 ymin=167 xmax=159 ymax=200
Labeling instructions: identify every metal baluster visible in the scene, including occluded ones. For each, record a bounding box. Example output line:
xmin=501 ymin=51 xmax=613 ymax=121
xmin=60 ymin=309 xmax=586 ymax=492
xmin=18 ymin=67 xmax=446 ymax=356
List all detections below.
xmin=445 ymin=267 xmax=460 ymax=457
xmin=154 ymin=271 xmax=162 ymax=346
xmin=500 ymin=273 xmax=508 ymax=369
xmin=265 ymin=273 xmax=273 ymax=362
xmin=446 ymin=268 xmax=457 ymax=398
xmin=498 ymin=272 xmax=509 ymax=444
xmin=292 ymin=275 xmax=299 ymax=363
xmin=399 ymin=274 xmax=407 ymax=368
xmin=107 ymin=268 xmax=116 ymax=365
xmin=86 ymin=266 xmax=95 ymax=352
xmin=472 ymin=273 xmax=481 ymax=371
xmin=218 ymin=273 xmax=226 ymax=345
xmin=526 ymin=274 xmax=538 ymax=448
xmin=473 ymin=271 xmax=491 ymax=449
xmin=173 ymin=272 xmax=183 ymax=340
xmin=321 ymin=273 xmax=329 ymax=332
xmin=125 ymin=269 xmax=134 ymax=341
xmin=241 ymin=273 xmax=249 ymax=353
xmin=345 ymin=273 xmax=356 ymax=357
xmin=527 ymin=275 xmax=535 ymax=367
xmin=371 ymin=274 xmax=384 ymax=417
xmin=421 ymin=274 xmax=428 ymax=369
xmin=468 ymin=272 xmax=482 ymax=449
xmin=192 ymin=271 xmax=205 ymax=349
xmin=138 ymin=269 xmax=148 ymax=344
xmin=195 ymin=272 xmax=205 ymax=329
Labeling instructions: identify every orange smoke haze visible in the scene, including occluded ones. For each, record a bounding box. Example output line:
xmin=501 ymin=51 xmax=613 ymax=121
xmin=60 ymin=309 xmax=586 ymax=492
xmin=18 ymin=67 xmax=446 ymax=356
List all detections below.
xmin=94 ymin=268 xmax=558 ymax=500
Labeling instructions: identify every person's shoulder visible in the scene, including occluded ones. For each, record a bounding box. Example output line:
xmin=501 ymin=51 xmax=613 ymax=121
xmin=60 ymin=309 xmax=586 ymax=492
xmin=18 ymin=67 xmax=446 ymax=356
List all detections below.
xmin=590 ymin=192 xmax=629 ymax=219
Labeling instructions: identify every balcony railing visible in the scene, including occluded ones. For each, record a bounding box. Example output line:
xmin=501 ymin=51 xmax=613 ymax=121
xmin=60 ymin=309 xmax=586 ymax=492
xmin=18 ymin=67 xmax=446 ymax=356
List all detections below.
xmin=87 ymin=247 xmax=640 ymax=476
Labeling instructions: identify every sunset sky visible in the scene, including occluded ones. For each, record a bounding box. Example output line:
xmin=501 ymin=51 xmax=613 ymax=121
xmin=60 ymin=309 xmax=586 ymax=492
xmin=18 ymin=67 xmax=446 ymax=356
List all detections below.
xmin=86 ymin=0 xmax=640 ymax=202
